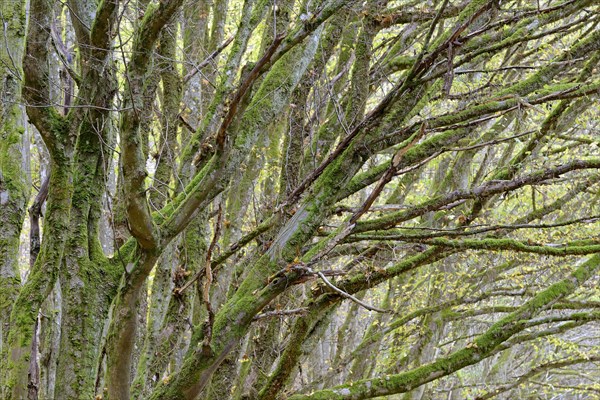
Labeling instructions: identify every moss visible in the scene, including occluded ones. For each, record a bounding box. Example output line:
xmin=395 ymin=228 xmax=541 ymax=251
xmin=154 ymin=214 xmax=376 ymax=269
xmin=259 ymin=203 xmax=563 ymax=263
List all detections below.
xmin=0 ymin=0 xmax=26 ymax=52
xmin=0 ymin=107 xmax=29 ymax=197
xmin=419 ymin=237 xmax=600 ymax=256
xmin=388 ymin=55 xmax=414 ymax=71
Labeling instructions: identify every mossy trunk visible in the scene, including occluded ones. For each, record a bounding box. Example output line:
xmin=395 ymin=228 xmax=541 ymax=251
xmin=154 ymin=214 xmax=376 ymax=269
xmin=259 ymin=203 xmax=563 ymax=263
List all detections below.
xmin=0 ymin=0 xmax=29 ymax=393
xmin=6 ymin=154 xmax=73 ymax=399
xmin=53 ymin=115 xmax=117 ymax=397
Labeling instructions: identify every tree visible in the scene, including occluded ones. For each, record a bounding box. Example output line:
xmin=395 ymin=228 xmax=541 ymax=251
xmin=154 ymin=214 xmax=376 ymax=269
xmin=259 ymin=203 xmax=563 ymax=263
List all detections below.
xmin=1 ymin=0 xmax=599 ymax=399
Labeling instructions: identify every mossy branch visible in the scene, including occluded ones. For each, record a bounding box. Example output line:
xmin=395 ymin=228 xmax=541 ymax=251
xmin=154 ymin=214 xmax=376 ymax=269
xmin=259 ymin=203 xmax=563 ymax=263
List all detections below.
xmin=289 ymin=254 xmax=600 ymax=400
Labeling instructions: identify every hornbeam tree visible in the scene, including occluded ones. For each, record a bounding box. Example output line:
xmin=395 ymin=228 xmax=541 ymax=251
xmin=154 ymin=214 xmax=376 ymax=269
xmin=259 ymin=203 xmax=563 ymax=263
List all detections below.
xmin=1 ymin=0 xmax=600 ymax=399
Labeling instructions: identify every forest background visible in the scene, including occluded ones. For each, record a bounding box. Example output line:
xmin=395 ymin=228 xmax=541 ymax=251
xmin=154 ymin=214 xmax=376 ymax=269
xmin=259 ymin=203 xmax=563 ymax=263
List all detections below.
xmin=1 ymin=0 xmax=600 ymax=399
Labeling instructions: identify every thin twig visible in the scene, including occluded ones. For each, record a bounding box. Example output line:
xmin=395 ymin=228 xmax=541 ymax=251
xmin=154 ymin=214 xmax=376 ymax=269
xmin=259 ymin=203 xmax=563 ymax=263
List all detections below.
xmin=305 ymin=266 xmax=391 ymax=314
xmin=183 ymin=35 xmax=234 ymax=84
xmin=253 ymin=308 xmax=308 ymax=321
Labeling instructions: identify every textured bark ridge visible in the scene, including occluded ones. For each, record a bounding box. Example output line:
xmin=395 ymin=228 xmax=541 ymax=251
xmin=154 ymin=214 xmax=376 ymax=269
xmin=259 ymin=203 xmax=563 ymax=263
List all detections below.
xmin=1 ymin=1 xmax=600 ymax=399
